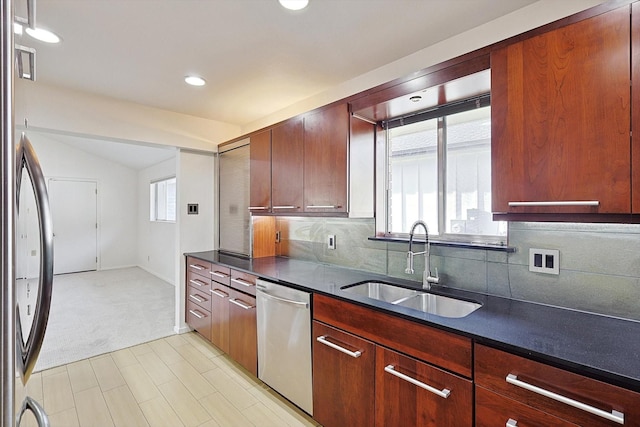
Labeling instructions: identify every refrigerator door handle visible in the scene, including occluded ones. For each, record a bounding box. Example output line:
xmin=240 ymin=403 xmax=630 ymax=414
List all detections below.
xmin=17 ymin=396 xmax=50 ymax=427
xmin=15 ymin=133 xmax=53 ymax=384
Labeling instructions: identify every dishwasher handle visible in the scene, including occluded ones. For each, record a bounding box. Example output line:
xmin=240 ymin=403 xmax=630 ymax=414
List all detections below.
xmin=257 ymin=289 xmax=309 ymax=309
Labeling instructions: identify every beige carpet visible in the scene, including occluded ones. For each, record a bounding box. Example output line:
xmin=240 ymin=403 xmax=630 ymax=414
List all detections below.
xmin=33 ymin=267 xmax=175 ymax=372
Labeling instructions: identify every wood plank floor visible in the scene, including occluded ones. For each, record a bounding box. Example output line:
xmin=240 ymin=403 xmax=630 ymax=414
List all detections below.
xmin=16 ymin=332 xmax=321 ymax=427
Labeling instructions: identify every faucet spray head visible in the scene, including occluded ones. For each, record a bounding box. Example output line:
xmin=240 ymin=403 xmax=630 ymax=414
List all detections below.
xmin=405 ymin=252 xmax=414 ymax=274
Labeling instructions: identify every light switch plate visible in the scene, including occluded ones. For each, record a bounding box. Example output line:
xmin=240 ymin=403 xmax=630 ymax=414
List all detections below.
xmin=529 ymin=248 xmax=560 ymax=275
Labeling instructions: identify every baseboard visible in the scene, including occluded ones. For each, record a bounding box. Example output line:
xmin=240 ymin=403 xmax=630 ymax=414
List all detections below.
xmin=137 ymin=265 xmax=175 ymax=286
xmin=175 ymin=324 xmax=192 ymax=334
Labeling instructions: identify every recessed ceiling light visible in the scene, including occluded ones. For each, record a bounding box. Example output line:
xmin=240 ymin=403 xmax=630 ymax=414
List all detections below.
xmin=185 ymin=76 xmax=206 ymax=86
xmin=279 ymin=0 xmax=309 ymax=11
xmin=25 ymin=27 xmax=61 ymax=44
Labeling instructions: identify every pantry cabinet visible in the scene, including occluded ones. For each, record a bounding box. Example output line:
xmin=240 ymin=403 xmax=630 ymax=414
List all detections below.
xmin=491 ymin=6 xmax=631 ymax=216
xmin=313 ymin=294 xmax=472 ymax=427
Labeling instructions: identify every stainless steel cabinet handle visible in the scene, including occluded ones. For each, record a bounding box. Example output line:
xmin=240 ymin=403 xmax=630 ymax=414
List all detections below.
xmin=306 ymin=205 xmax=339 ymax=209
xmin=210 ymin=289 xmax=228 ymax=298
xmin=189 ymin=279 xmax=206 ymax=287
xmin=189 ymin=264 xmax=205 ymax=271
xmin=248 ymin=206 xmax=268 ymax=210
xmin=18 ymin=396 xmax=50 ymax=427
xmin=506 ymin=419 xmax=517 ymax=427
xmin=316 ymin=336 xmax=361 ymax=358
xmin=272 ymin=205 xmax=298 ymax=209
xmin=189 ymin=309 xmax=205 ymax=319
xmin=231 ymin=278 xmax=253 ymax=287
xmin=189 ymin=294 xmax=205 ymax=303
xmin=16 ymin=134 xmax=53 ymax=384
xmin=506 ymin=374 xmax=624 ymax=424
xmin=210 ymin=271 xmax=229 ymax=278
xmin=508 ymin=201 xmax=599 ymax=207
xmin=229 ymin=298 xmax=255 ymax=310
xmin=384 ymin=365 xmax=450 ymax=398
xmin=257 ymin=289 xmax=309 ymax=308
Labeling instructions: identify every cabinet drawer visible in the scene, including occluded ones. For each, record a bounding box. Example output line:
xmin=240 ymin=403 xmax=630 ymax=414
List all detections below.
xmin=475 ymin=344 xmax=640 ymax=426
xmin=314 ymin=294 xmax=472 ymax=377
xmin=187 ymin=285 xmax=211 ymax=312
xmin=476 ymin=386 xmax=578 ymax=427
xmin=186 ymin=300 xmax=211 ymax=341
xmin=187 ymin=270 xmax=211 ymax=293
xmin=230 ymin=269 xmax=257 ymax=296
xmin=228 ymin=288 xmax=257 ymax=376
xmin=376 ymin=346 xmax=472 ymax=427
xmin=313 ymin=321 xmax=375 ymax=427
xmin=209 ymin=264 xmax=231 ymax=286
xmin=187 ymin=257 xmax=211 ymax=278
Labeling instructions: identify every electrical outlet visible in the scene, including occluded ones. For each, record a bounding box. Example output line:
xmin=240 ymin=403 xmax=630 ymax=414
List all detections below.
xmin=327 ymin=234 xmax=336 ymax=250
xmin=529 ymin=248 xmax=560 ymax=275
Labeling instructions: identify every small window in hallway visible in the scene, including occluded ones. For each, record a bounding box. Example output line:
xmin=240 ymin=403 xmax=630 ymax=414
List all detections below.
xmin=150 ymin=177 xmax=176 ymax=222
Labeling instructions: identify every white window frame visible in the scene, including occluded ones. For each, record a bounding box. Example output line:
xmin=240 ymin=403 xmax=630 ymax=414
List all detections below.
xmin=150 ymin=176 xmax=176 ymax=223
xmin=375 ymin=96 xmax=507 ymax=246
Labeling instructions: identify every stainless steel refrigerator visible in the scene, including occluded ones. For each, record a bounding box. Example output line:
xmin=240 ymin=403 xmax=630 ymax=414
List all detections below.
xmin=2 ymin=0 xmax=53 ymax=425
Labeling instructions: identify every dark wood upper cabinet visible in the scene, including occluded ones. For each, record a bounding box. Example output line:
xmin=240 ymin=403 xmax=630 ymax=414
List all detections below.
xmin=272 ymin=118 xmax=304 ymax=213
xmin=249 ymin=129 xmax=272 ymax=213
xmin=633 ymin=2 xmax=640 ymax=213
xmin=303 ymin=103 xmax=349 ymax=213
xmin=492 ymin=6 xmax=631 ymax=216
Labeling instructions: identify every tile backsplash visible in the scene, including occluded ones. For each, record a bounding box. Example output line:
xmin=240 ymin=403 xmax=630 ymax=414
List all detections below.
xmin=274 ymin=217 xmax=640 ymax=321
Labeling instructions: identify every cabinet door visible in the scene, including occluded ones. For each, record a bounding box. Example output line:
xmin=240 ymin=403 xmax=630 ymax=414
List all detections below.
xmin=209 ymin=283 xmax=229 ymax=353
xmin=303 ymin=103 xmax=349 ymax=213
xmin=633 ymin=2 xmax=640 ymax=213
xmin=375 ymin=346 xmax=472 ymax=427
xmin=186 ymin=300 xmax=211 ymax=341
xmin=250 ymin=129 xmax=272 ymax=213
xmin=492 ymin=7 xmax=630 ymax=215
xmin=228 ymin=288 xmax=257 ymax=376
xmin=272 ymin=118 xmax=304 ymax=214
xmin=312 ymin=321 xmax=375 ymax=427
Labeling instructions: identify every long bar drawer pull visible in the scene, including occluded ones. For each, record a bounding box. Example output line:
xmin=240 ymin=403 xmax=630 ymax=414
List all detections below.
xmin=189 ymin=309 xmax=205 ymax=319
xmin=248 ymin=206 xmax=268 ymax=210
xmin=210 ymin=289 xmax=228 ymax=298
xmin=506 ymin=419 xmax=517 ymax=427
xmin=189 ymin=279 xmax=206 ymax=287
xmin=189 ymin=294 xmax=205 ymax=303
xmin=272 ymin=205 xmax=298 ymax=209
xmin=508 ymin=201 xmax=599 ymax=207
xmin=230 ymin=298 xmax=255 ymax=310
xmin=210 ymin=271 xmax=229 ymax=278
xmin=306 ymin=205 xmax=339 ymax=209
xmin=384 ymin=365 xmax=450 ymax=398
xmin=505 ymin=374 xmax=624 ymax=424
xmin=231 ymin=278 xmax=254 ymax=287
xmin=189 ymin=264 xmax=205 ymax=271
xmin=316 ymin=336 xmax=361 ymax=358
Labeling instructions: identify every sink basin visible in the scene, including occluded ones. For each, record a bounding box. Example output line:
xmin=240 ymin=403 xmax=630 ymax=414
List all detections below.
xmin=396 ymin=293 xmax=481 ymax=318
xmin=341 ymin=282 xmax=421 ymax=304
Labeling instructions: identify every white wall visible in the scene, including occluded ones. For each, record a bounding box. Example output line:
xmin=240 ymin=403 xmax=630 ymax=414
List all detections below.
xmin=28 ymin=132 xmax=138 ymax=270
xmin=175 ymin=150 xmax=216 ymax=333
xmin=138 ymin=158 xmax=177 ymax=284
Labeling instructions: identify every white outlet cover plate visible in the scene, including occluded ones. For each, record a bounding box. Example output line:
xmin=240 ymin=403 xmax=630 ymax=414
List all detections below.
xmin=529 ymin=248 xmax=560 ymax=275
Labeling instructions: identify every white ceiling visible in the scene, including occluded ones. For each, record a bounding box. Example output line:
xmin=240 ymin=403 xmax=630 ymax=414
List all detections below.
xmin=23 ymin=0 xmax=539 ymax=128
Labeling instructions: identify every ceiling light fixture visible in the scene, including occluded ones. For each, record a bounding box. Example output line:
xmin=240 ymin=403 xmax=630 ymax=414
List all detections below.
xmin=25 ymin=27 xmax=61 ymax=44
xmin=409 ymin=95 xmax=422 ymax=103
xmin=185 ymin=75 xmax=206 ymax=86
xmin=279 ymin=0 xmax=309 ymax=11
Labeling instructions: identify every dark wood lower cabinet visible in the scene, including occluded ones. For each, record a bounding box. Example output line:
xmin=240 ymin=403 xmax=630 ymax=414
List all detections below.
xmin=209 ymin=282 xmax=230 ymax=353
xmin=228 ymin=288 xmax=257 ymax=376
xmin=186 ymin=300 xmax=211 ymax=341
xmin=312 ymin=321 xmax=375 ymax=427
xmin=375 ymin=346 xmax=472 ymax=427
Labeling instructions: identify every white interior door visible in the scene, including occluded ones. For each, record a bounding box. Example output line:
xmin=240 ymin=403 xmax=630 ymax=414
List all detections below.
xmin=49 ymin=179 xmax=98 ymax=274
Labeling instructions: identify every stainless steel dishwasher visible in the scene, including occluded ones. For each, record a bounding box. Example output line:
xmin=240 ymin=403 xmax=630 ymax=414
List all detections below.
xmin=256 ymin=279 xmax=313 ymax=415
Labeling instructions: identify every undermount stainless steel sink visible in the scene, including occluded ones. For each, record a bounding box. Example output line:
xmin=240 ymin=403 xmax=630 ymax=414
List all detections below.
xmin=341 ymin=282 xmax=421 ymax=304
xmin=341 ymin=281 xmax=481 ymax=318
xmin=395 ymin=293 xmax=482 ymax=318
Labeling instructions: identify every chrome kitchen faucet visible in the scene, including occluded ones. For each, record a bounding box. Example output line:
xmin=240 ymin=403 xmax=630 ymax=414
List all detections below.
xmin=405 ymin=220 xmax=440 ymax=290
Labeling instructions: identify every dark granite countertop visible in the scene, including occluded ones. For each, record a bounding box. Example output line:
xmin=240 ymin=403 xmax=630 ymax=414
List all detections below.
xmin=186 ymin=250 xmax=640 ymax=392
